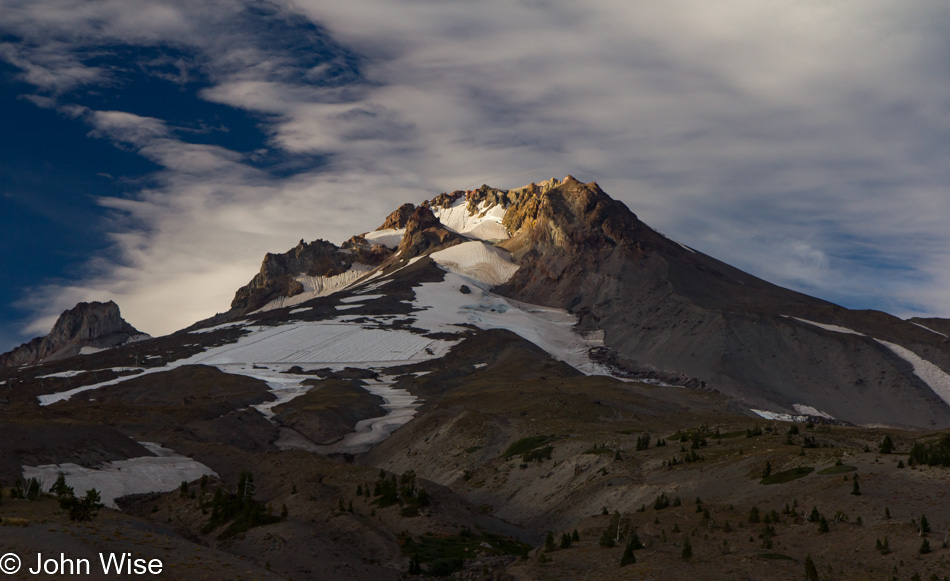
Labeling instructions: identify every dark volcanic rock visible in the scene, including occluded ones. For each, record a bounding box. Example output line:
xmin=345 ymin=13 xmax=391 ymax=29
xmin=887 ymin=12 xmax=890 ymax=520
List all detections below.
xmin=0 ymin=301 xmax=144 ymax=367
xmin=229 ymin=237 xmax=395 ymax=317
xmin=230 ymin=239 xmax=352 ymax=312
xmin=377 ymin=202 xmax=416 ymax=230
xmin=396 ymin=205 xmax=462 ymax=258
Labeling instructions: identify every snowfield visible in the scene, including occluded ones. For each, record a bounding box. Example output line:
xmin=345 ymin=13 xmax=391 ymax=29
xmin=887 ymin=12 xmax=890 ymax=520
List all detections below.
xmin=22 ymin=443 xmax=215 ymax=508
xmin=412 ymin=271 xmax=610 ymax=376
xmin=311 ymin=375 xmax=422 ymax=455
xmin=363 ymin=228 xmax=405 ymax=249
xmin=40 ymin=317 xmax=456 ymax=405
xmin=430 ymin=241 xmax=519 ymax=288
xmin=183 ymin=322 xmax=454 ymax=366
xmin=789 ymin=317 xmax=865 ymax=336
xmin=432 ymin=198 xmax=509 ymax=241
xmin=255 ymin=263 xmax=375 ymax=312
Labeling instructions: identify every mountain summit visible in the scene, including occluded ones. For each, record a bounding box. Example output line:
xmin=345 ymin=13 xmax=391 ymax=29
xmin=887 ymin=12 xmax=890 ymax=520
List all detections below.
xmin=192 ymin=175 xmax=950 ymax=429
xmin=5 ymin=177 xmax=950 ymax=580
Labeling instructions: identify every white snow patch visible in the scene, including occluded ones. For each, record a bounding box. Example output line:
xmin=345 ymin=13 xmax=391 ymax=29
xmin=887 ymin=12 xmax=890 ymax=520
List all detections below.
xmin=182 ymin=322 xmax=454 ymax=366
xmin=255 ymin=263 xmax=375 ymax=312
xmin=37 ymin=367 xmax=143 ymax=380
xmin=363 ymin=228 xmax=405 ymax=249
xmin=336 ymin=303 xmax=363 ymax=311
xmin=340 ymin=293 xmax=384 ymax=302
xmin=875 ymin=339 xmax=950 ymax=407
xmin=38 ymin=368 xmax=163 ymax=405
xmin=787 ymin=317 xmax=865 ymax=336
xmin=78 ymin=346 xmax=107 ymax=355
xmin=750 ymin=409 xmax=818 ymax=423
xmin=22 ymin=443 xmax=215 ymax=508
xmin=910 ymin=322 xmax=948 ymax=338
xmin=432 ymin=198 xmax=509 ymax=241
xmin=311 ymin=376 xmax=422 ymax=454
xmin=430 ymin=241 xmax=519 ymax=288
xmin=290 ymin=307 xmax=312 ymax=315
xmin=792 ymin=404 xmax=835 ymax=419
xmin=677 ymin=242 xmax=697 ymax=254
xmin=412 ymin=272 xmax=609 ymax=375
xmin=190 ymin=321 xmax=248 ymax=334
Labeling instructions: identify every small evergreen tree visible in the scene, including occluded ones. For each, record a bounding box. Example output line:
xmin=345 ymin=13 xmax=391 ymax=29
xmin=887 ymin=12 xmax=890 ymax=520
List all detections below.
xmin=50 ymin=472 xmax=73 ymax=498
xmin=808 ymin=506 xmax=820 ymax=522
xmin=818 ymin=516 xmax=829 ymax=533
xmin=571 ymin=530 xmax=579 ymax=542
xmin=920 ymin=514 xmax=931 ymax=535
xmin=681 ymin=537 xmax=692 ymax=560
xmin=852 ymin=479 xmax=861 ymax=495
xmin=545 ymin=531 xmax=556 ymax=551
xmin=620 ymin=539 xmax=637 ymax=566
xmin=805 ymin=555 xmax=819 ymax=581
xmin=920 ymin=539 xmax=931 ymax=554
xmin=408 ymin=554 xmax=421 ymax=575
xmin=879 ymin=435 xmax=894 ymax=454
xmin=749 ymin=506 xmax=760 ymax=523
xmin=560 ymin=533 xmax=572 ymax=549
xmin=25 ymin=478 xmax=40 ymax=501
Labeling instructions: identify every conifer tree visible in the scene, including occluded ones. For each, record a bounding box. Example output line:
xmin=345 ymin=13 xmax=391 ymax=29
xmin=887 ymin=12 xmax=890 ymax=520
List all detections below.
xmin=620 ymin=539 xmax=637 ymax=566
xmin=804 ymin=555 xmax=818 ymax=581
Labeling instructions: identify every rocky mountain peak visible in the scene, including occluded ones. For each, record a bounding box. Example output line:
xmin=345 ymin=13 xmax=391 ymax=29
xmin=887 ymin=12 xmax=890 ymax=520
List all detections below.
xmin=376 ymin=203 xmax=416 ymax=230
xmin=0 ymin=300 xmax=143 ymax=367
xmin=396 ymin=205 xmax=461 ymax=258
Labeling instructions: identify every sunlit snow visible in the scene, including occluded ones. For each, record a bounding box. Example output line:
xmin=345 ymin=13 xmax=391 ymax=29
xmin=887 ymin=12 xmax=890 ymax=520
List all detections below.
xmin=430 ymin=241 xmax=519 ymax=288
xmin=363 ymin=228 xmax=405 ymax=249
xmin=432 ymin=198 xmax=509 ymax=241
xmin=255 ymin=263 xmax=375 ymax=312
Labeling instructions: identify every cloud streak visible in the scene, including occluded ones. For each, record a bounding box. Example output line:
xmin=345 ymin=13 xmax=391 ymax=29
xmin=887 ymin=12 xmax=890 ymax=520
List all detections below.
xmin=3 ymin=0 xmax=950 ymax=340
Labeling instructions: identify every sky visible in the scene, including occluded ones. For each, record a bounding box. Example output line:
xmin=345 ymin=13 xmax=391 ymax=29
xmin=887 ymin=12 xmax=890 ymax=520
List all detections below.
xmin=2 ymin=0 xmax=950 ymax=352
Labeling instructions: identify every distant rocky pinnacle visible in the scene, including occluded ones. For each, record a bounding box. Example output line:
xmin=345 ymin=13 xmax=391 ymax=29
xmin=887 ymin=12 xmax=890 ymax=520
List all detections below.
xmin=0 ymin=301 xmax=145 ymax=367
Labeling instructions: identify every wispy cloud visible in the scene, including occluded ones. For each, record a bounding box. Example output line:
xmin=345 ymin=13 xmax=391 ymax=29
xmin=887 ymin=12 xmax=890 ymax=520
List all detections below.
xmin=4 ymin=0 xmax=950 ymax=339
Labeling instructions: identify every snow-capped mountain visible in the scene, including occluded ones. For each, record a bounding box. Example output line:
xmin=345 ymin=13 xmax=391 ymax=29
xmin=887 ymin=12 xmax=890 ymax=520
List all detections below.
xmin=4 ymin=176 xmax=950 ymax=580
xmin=158 ymin=175 xmax=950 ymax=429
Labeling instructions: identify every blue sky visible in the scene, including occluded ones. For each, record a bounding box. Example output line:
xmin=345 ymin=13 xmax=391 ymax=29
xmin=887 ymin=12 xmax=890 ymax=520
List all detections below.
xmin=2 ymin=1 xmax=950 ymax=352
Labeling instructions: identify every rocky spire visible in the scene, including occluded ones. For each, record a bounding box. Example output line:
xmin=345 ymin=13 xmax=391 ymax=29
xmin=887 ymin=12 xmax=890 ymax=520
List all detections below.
xmin=0 ymin=301 xmax=144 ymax=366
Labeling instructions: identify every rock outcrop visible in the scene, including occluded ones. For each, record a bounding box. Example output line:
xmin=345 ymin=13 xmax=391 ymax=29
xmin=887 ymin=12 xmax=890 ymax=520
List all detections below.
xmin=230 ymin=238 xmax=394 ymax=315
xmin=376 ymin=203 xmax=416 ymax=230
xmin=0 ymin=301 xmax=144 ymax=367
xmin=396 ymin=206 xmax=461 ymax=259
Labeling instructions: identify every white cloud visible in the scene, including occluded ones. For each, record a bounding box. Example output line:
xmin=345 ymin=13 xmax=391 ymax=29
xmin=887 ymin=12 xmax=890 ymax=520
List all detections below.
xmin=5 ymin=0 xmax=950 ymax=339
